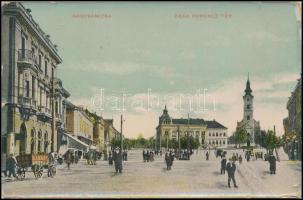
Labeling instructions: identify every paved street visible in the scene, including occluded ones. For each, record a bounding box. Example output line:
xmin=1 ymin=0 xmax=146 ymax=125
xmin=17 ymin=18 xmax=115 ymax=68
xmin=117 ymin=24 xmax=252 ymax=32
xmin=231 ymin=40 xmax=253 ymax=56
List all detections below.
xmin=1 ymin=149 xmax=301 ymax=198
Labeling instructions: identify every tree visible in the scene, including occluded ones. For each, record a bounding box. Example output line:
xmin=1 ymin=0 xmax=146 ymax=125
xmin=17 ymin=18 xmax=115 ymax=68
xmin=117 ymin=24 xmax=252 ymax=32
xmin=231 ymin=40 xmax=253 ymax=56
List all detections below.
xmin=235 ymin=128 xmax=247 ymax=148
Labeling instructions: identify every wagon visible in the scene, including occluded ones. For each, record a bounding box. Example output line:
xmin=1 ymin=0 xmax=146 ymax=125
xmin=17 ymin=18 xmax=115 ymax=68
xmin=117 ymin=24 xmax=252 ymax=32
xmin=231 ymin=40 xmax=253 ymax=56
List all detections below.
xmin=15 ymin=153 xmax=56 ymax=180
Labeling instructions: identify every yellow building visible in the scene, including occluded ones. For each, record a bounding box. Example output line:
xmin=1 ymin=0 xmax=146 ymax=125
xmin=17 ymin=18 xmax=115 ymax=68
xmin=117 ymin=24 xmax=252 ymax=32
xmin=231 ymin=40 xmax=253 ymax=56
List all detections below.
xmin=1 ymin=2 xmax=69 ymax=156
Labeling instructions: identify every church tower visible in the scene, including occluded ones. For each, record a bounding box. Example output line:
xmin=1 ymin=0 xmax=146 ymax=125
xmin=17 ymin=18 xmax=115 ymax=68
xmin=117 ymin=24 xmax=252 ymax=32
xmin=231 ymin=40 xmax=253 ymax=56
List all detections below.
xmin=243 ymin=74 xmax=254 ymax=121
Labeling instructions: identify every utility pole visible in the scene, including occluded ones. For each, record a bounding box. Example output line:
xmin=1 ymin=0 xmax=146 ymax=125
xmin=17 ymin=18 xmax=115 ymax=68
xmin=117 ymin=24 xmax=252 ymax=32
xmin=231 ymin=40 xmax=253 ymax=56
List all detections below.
xmin=51 ymin=68 xmax=56 ymax=153
xmin=274 ymin=125 xmax=280 ymax=161
xmin=178 ymin=125 xmax=180 ymax=159
xmin=121 ymin=115 xmax=123 ymax=154
xmin=187 ymin=113 xmax=190 ymax=156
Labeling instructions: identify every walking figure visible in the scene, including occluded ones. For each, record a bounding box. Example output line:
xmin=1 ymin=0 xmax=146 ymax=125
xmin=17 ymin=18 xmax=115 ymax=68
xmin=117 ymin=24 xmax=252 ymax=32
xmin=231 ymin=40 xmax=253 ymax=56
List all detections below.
xmin=226 ymin=158 xmax=238 ymax=188
xmin=221 ymin=156 xmax=227 ymax=174
xmin=165 ymin=152 xmax=171 ymax=170
xmin=268 ymin=153 xmax=276 ymax=174
xmin=66 ymin=150 xmax=72 ymax=170
xmin=113 ymin=147 xmax=123 ymax=173
xmin=7 ymin=154 xmax=17 ymax=178
xmin=239 ymin=155 xmax=243 ymax=164
xmin=206 ymin=151 xmax=209 ymax=160
xmin=108 ymin=151 xmax=113 ymax=165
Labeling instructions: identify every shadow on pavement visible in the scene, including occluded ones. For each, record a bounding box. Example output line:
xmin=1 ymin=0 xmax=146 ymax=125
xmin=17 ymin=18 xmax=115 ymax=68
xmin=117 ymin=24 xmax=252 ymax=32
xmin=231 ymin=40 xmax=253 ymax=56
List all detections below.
xmin=215 ymin=181 xmax=228 ymax=189
xmin=212 ymin=171 xmax=221 ymax=176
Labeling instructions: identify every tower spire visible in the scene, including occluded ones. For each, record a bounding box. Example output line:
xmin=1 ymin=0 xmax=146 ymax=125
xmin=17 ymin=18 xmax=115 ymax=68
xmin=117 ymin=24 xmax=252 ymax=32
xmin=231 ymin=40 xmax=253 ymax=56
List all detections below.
xmin=245 ymin=73 xmax=252 ymax=96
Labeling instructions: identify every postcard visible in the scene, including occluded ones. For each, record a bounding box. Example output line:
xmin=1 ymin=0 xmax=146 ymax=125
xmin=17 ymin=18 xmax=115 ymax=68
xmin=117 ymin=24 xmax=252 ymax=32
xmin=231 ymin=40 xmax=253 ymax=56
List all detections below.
xmin=1 ymin=1 xmax=302 ymax=198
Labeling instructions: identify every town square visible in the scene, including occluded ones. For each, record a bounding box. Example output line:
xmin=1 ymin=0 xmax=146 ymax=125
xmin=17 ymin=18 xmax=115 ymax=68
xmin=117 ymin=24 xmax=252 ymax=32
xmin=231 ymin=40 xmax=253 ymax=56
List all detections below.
xmin=1 ymin=1 xmax=302 ymax=199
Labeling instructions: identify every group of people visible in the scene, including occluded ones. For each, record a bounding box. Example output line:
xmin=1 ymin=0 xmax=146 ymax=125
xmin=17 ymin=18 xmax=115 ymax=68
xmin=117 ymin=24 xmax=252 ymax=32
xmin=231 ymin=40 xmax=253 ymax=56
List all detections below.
xmin=165 ymin=151 xmax=175 ymax=170
xmin=220 ymin=155 xmax=238 ymax=188
xmin=85 ymin=150 xmax=97 ymax=165
xmin=142 ymin=149 xmax=155 ymax=162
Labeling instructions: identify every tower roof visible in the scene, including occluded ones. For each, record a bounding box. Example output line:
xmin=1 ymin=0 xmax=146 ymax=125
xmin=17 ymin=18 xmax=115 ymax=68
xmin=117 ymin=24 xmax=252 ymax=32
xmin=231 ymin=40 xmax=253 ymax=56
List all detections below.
xmin=244 ymin=74 xmax=253 ymax=96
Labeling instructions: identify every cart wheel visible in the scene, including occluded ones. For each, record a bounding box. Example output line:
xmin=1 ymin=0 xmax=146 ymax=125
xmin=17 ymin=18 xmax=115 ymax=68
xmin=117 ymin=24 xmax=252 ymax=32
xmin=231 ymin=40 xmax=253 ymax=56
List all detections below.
xmin=34 ymin=165 xmax=43 ymax=179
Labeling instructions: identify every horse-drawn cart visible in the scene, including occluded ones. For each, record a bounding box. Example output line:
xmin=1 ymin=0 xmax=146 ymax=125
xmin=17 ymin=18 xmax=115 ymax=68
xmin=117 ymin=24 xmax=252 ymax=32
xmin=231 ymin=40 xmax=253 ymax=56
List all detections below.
xmin=16 ymin=154 xmax=56 ymax=180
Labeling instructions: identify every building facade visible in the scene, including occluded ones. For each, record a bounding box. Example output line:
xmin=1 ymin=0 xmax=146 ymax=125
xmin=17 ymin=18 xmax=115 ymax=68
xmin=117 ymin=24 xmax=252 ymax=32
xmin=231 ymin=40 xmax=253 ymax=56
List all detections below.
xmin=1 ymin=2 xmax=69 ymax=156
xmin=156 ymin=106 xmax=228 ymax=150
xmin=236 ymin=76 xmax=261 ymax=146
xmin=284 ymin=75 xmax=302 ymax=160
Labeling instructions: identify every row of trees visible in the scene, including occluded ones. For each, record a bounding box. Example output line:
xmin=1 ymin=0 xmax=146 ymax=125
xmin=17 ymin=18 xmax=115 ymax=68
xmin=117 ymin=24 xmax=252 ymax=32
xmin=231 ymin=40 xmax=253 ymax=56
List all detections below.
xmin=229 ymin=128 xmax=283 ymax=152
xmin=111 ymin=133 xmax=201 ymax=150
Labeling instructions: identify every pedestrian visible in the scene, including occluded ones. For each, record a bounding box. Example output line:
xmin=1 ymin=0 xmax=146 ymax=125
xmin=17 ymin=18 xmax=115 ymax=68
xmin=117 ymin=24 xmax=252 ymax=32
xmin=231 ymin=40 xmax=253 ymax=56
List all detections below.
xmin=221 ymin=156 xmax=227 ymax=174
xmin=48 ymin=151 xmax=56 ymax=177
xmin=1 ymin=153 xmax=7 ymax=177
xmin=66 ymin=150 xmax=72 ymax=170
xmin=239 ymin=155 xmax=243 ymax=164
xmin=109 ymin=151 xmax=113 ymax=165
xmin=268 ymin=153 xmax=276 ymax=174
xmin=125 ymin=150 xmax=128 ymax=161
xmin=245 ymin=151 xmax=251 ymax=162
xmin=226 ymin=158 xmax=238 ymax=188
xmin=169 ymin=151 xmax=174 ymax=168
xmin=113 ymin=147 xmax=122 ymax=173
xmin=93 ymin=151 xmax=97 ymax=165
xmin=206 ymin=151 xmax=209 ymax=160
xmin=75 ymin=152 xmax=79 ymax=164
xmin=7 ymin=154 xmax=17 ymax=179
xmin=143 ymin=149 xmax=146 ymax=162
xmin=146 ymin=150 xmax=150 ymax=162
xmin=165 ymin=152 xmax=171 ymax=170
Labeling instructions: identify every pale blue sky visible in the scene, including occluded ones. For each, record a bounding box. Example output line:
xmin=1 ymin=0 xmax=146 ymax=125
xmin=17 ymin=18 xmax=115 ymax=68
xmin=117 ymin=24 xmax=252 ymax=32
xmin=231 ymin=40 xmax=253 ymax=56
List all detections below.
xmin=22 ymin=2 xmax=301 ymax=138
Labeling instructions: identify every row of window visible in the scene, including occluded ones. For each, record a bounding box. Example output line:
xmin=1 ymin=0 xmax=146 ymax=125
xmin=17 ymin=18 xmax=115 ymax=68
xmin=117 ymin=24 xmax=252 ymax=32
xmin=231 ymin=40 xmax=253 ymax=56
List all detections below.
xmin=209 ymin=132 xmax=226 ymax=137
xmin=20 ymin=75 xmax=63 ymax=115
xmin=208 ymin=140 xmax=226 ymax=145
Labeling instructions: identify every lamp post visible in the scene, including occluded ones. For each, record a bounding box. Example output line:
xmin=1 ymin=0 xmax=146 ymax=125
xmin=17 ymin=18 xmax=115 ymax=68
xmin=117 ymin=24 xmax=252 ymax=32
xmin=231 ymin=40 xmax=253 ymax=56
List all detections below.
xmin=178 ymin=125 xmax=180 ymax=159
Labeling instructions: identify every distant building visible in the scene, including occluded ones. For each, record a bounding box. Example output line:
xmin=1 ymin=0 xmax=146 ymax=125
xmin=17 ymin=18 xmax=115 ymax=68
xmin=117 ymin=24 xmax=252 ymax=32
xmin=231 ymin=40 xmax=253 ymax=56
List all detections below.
xmin=236 ymin=75 xmax=261 ymax=146
xmin=156 ymin=105 xmax=228 ymax=150
xmin=284 ymin=75 xmax=302 ymax=160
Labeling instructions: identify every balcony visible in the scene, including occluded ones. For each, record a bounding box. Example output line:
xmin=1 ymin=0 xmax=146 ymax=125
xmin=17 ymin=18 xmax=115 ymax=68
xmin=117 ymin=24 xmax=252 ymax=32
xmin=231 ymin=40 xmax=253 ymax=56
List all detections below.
xmin=37 ymin=105 xmax=52 ymax=122
xmin=17 ymin=49 xmax=40 ymax=73
xmin=18 ymin=96 xmax=37 ymax=109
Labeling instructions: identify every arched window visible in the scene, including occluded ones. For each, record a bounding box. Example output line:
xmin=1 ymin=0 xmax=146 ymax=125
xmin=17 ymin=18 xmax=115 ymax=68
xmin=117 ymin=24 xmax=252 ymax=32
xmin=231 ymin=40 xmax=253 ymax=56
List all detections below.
xmin=19 ymin=123 xmax=27 ymax=155
xmin=216 ymin=132 xmax=218 ymax=137
xmin=212 ymin=133 xmax=215 ymax=136
xmin=216 ymin=140 xmax=218 ymax=145
xmin=38 ymin=131 xmax=42 ymax=153
xmin=44 ymin=132 xmax=48 ymax=153
xmin=223 ymin=133 xmax=226 ymax=137
xmin=209 ymin=133 xmax=211 ymax=136
xmin=31 ymin=129 xmax=36 ymax=154
xmin=247 ymin=104 xmax=250 ymax=109
xmin=212 ymin=141 xmax=214 ymax=144
xmin=219 ymin=140 xmax=222 ymax=144
xmin=223 ymin=140 xmax=225 ymax=144
xmin=220 ymin=133 xmax=222 ymax=137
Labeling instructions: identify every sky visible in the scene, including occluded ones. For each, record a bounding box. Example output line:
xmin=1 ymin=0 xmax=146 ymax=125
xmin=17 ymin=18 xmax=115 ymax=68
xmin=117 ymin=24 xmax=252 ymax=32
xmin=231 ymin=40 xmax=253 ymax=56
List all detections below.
xmin=22 ymin=1 xmax=301 ymax=138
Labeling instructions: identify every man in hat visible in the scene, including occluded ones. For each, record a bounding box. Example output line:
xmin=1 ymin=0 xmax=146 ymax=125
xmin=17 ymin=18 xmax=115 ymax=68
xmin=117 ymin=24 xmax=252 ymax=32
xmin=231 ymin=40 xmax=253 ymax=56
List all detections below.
xmin=226 ymin=158 xmax=238 ymax=188
xmin=113 ymin=147 xmax=122 ymax=173
xmin=221 ymin=155 xmax=227 ymax=174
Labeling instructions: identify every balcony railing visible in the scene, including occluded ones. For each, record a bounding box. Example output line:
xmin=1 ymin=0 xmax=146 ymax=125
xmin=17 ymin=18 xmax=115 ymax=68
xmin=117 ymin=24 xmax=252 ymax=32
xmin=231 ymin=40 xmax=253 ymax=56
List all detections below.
xmin=18 ymin=96 xmax=37 ymax=109
xmin=17 ymin=49 xmax=39 ymax=69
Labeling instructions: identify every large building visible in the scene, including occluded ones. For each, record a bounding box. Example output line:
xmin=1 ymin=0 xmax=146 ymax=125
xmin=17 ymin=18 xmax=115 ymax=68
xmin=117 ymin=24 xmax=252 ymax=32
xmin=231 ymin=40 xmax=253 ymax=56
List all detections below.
xmin=156 ymin=106 xmax=228 ymax=150
xmin=1 ymin=2 xmax=69 ymax=156
xmin=236 ymin=75 xmax=261 ymax=146
xmin=284 ymin=75 xmax=302 ymax=160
